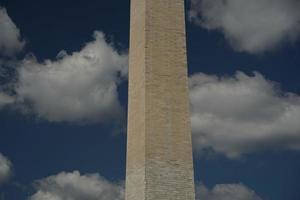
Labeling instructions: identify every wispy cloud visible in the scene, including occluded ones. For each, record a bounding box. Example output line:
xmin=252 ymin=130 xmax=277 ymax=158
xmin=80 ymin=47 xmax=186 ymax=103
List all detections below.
xmin=0 ymin=153 xmax=12 ymax=185
xmin=0 ymin=92 xmax=15 ymax=108
xmin=196 ymin=183 xmax=262 ymax=200
xmin=0 ymin=7 xmax=25 ymax=56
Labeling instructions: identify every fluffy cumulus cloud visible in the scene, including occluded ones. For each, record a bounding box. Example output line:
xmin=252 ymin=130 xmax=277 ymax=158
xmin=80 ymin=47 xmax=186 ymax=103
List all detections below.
xmin=189 ymin=0 xmax=300 ymax=53
xmin=190 ymin=71 xmax=300 ymax=158
xmin=196 ymin=183 xmax=262 ymax=200
xmin=29 ymin=171 xmax=124 ymax=200
xmin=0 ymin=153 xmax=12 ymax=185
xmin=2 ymin=31 xmax=128 ymax=123
xmin=0 ymin=7 xmax=25 ymax=56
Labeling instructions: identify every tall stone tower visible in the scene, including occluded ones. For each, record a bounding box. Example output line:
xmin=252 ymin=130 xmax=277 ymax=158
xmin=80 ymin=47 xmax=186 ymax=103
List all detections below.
xmin=125 ymin=0 xmax=195 ymax=200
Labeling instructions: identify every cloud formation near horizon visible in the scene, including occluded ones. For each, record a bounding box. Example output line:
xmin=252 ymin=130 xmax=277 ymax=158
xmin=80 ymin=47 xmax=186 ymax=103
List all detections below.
xmin=29 ymin=171 xmax=124 ymax=200
xmin=1 ymin=31 xmax=128 ymax=123
xmin=196 ymin=183 xmax=262 ymax=200
xmin=29 ymin=171 xmax=263 ymax=200
xmin=0 ymin=153 xmax=12 ymax=185
xmin=190 ymin=71 xmax=300 ymax=158
xmin=189 ymin=0 xmax=300 ymax=53
xmin=0 ymin=7 xmax=25 ymax=56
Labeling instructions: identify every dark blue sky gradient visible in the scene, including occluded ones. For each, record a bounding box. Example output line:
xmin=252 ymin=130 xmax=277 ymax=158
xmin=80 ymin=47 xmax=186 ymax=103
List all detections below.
xmin=0 ymin=0 xmax=300 ymax=200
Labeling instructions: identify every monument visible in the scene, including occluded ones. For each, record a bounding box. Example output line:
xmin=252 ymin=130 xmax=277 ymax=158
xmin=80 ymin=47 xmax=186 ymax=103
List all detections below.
xmin=125 ymin=0 xmax=195 ymax=199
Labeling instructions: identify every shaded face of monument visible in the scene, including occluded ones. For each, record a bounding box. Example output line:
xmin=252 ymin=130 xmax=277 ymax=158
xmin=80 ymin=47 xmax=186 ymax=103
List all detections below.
xmin=125 ymin=0 xmax=195 ymax=200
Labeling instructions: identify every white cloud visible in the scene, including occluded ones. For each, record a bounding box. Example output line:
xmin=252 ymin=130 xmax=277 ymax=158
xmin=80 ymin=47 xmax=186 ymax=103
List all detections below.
xmin=10 ymin=31 xmax=128 ymax=123
xmin=0 ymin=7 xmax=25 ymax=56
xmin=29 ymin=171 xmax=124 ymax=200
xmin=189 ymin=0 xmax=300 ymax=53
xmin=0 ymin=153 xmax=12 ymax=185
xmin=190 ymin=71 xmax=300 ymax=158
xmin=196 ymin=183 xmax=262 ymax=200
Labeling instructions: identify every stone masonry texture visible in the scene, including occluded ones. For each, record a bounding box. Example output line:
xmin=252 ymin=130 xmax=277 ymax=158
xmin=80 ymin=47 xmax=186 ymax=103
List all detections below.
xmin=125 ymin=0 xmax=195 ymax=200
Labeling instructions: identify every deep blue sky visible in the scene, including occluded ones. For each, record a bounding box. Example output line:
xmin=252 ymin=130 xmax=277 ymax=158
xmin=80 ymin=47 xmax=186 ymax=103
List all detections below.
xmin=0 ymin=0 xmax=300 ymax=200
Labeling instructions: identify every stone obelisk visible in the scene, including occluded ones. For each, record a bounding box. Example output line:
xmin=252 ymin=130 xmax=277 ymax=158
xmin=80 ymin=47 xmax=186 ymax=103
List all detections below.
xmin=125 ymin=0 xmax=195 ymax=199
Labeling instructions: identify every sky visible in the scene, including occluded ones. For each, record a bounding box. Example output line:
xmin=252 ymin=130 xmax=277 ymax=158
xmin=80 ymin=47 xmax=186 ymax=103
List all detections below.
xmin=0 ymin=0 xmax=300 ymax=199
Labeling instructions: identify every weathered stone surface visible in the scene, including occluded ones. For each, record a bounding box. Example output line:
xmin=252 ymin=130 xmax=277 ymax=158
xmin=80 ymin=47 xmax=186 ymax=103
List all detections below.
xmin=125 ymin=0 xmax=195 ymax=200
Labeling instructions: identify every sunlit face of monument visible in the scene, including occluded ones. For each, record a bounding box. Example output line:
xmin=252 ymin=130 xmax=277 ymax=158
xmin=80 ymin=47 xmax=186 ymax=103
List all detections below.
xmin=125 ymin=0 xmax=195 ymax=199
